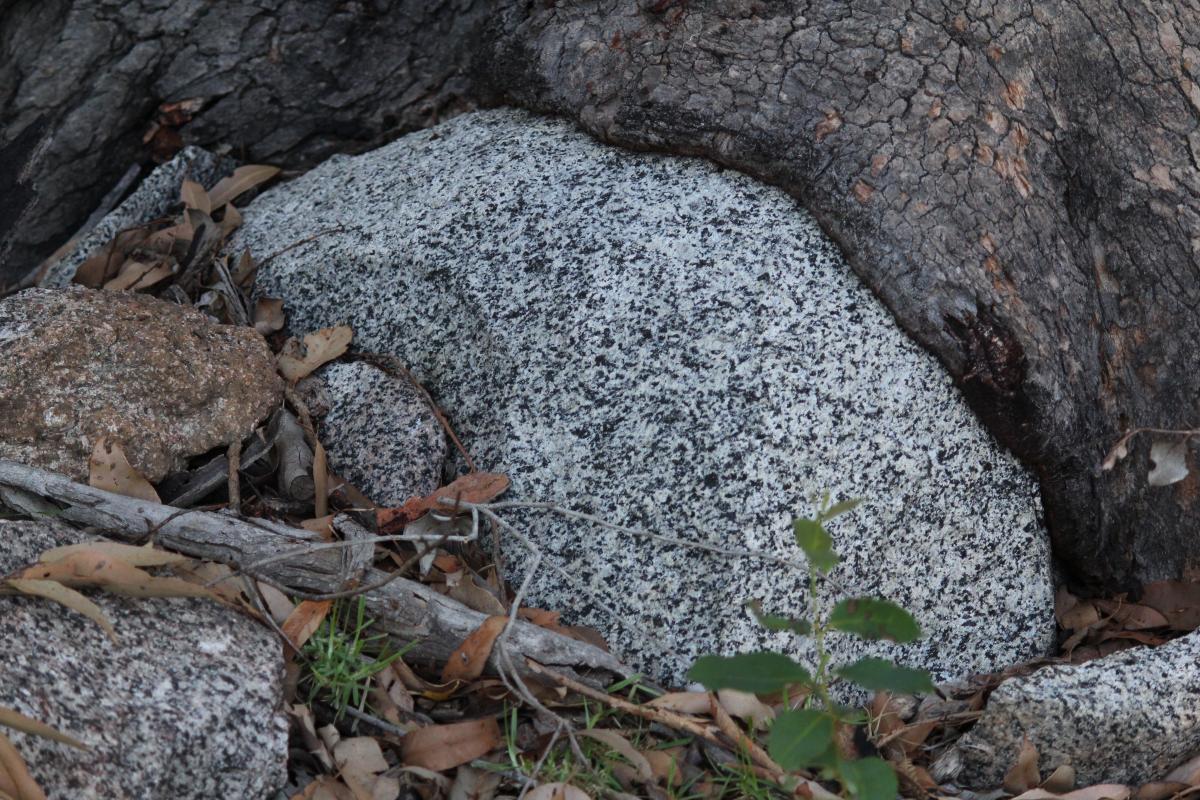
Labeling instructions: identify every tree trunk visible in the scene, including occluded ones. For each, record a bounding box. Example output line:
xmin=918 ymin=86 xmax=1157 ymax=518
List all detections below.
xmin=4 ymin=0 xmax=1197 ymax=592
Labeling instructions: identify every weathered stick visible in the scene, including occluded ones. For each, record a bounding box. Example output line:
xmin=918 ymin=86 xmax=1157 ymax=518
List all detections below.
xmin=0 ymin=460 xmax=631 ymax=681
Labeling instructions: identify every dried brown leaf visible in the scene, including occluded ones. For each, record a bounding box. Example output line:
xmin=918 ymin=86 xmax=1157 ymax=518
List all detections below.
xmin=16 ymin=550 xmax=213 ymax=600
xmin=400 ymin=719 xmax=502 ymax=772
xmin=1004 ymin=738 xmax=1041 ymax=794
xmin=447 ymin=577 xmax=506 ymax=616
xmin=5 ymin=578 xmax=117 ymax=643
xmin=1135 ymin=784 xmax=1190 ymax=800
xmin=1165 ymin=750 xmax=1200 ymax=784
xmin=0 ymin=707 xmax=86 ymax=750
xmin=1041 ymin=764 xmax=1076 ymax=793
xmin=577 ymin=729 xmax=653 ymax=782
xmin=282 ymin=600 xmax=332 ymax=650
xmin=208 ymin=165 xmax=280 ymax=209
xmin=441 ymin=616 xmax=507 ymax=683
xmin=102 ymin=258 xmax=174 ymax=292
xmin=37 ymin=541 xmax=188 ymax=568
xmin=525 ymin=784 xmax=591 ymax=800
xmin=1062 ymin=785 xmax=1132 ymax=800
xmin=88 ymin=438 xmax=160 ymax=503
xmin=716 ymin=688 xmax=775 ymax=729
xmin=218 ymin=203 xmax=243 ymax=237
xmin=254 ymin=297 xmax=286 ymax=336
xmin=1141 ymin=580 xmax=1200 ymax=631
xmin=278 ymin=326 xmax=354 ymax=382
xmin=180 ymin=179 xmax=212 ymax=214
xmin=448 ymin=766 xmax=501 ymax=800
xmin=0 ymin=731 xmax=46 ymax=800
xmin=74 ymin=227 xmax=152 ymax=288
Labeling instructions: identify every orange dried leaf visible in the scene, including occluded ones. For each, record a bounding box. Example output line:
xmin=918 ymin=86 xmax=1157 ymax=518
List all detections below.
xmin=277 ymin=326 xmax=353 ymax=382
xmin=432 ymin=472 xmax=510 ymax=513
xmin=577 ymin=730 xmax=653 ymax=782
xmin=88 ymin=438 xmax=160 ymax=503
xmin=0 ymin=731 xmax=47 ymax=800
xmin=38 ymin=541 xmax=188 ymax=568
xmin=525 ymin=784 xmax=592 ymax=800
xmin=282 ymin=600 xmax=332 ymax=650
xmin=1004 ymin=738 xmax=1040 ymax=794
xmin=647 ymin=691 xmax=711 ymax=715
xmin=254 ymin=297 xmax=286 ymax=336
xmin=0 ymin=707 xmax=86 ymax=750
xmin=401 ymin=718 xmax=501 ymax=771
xmin=180 ymin=179 xmax=211 ymax=213
xmin=5 ymin=578 xmax=117 ymax=643
xmin=441 ymin=616 xmax=507 ymax=683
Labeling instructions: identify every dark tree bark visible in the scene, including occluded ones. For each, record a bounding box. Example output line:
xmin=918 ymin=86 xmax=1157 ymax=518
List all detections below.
xmin=0 ymin=0 xmax=487 ymax=283
xmin=3 ymin=0 xmax=1198 ymax=592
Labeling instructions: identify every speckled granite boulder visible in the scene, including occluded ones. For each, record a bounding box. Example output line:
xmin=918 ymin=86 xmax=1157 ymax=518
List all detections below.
xmin=958 ymin=633 xmax=1200 ymax=785
xmin=0 ymin=519 xmax=287 ymax=799
xmin=42 ymin=147 xmax=233 ymax=288
xmin=236 ymin=108 xmax=1054 ymax=685
xmin=316 ymin=361 xmax=446 ymax=505
xmin=0 ymin=287 xmax=281 ymax=482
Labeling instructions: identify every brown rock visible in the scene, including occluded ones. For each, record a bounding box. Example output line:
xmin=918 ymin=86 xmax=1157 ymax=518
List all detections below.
xmin=0 ymin=287 xmax=281 ymax=481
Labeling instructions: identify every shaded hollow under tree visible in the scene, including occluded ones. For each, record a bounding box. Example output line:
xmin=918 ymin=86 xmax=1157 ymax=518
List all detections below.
xmin=3 ymin=0 xmax=1198 ymax=592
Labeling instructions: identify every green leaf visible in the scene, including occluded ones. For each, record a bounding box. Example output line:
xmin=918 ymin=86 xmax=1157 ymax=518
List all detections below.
xmin=828 ymin=598 xmax=921 ymax=643
xmin=793 ymin=518 xmax=839 ymax=572
xmin=820 ymin=497 xmax=863 ymax=522
xmin=834 ymin=658 xmax=934 ymax=694
xmin=768 ymin=709 xmax=835 ymax=771
xmin=839 ymin=757 xmax=898 ymax=800
xmin=687 ymin=653 xmax=812 ymax=694
xmin=747 ymin=601 xmax=812 ymax=635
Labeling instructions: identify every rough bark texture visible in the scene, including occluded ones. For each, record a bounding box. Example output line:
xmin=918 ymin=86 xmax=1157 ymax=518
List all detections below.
xmin=4 ymin=0 xmax=1200 ymax=591
xmin=0 ymin=0 xmax=487 ymax=283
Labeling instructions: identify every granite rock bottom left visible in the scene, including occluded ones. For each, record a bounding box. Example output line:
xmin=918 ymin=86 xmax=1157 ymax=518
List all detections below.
xmin=0 ymin=519 xmax=288 ymax=799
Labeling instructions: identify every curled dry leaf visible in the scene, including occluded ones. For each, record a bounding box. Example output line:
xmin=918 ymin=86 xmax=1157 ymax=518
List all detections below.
xmin=0 ymin=707 xmax=86 ymax=750
xmin=377 ymin=472 xmax=511 ymax=533
xmin=647 ymin=691 xmax=711 ymax=715
xmin=400 ymin=718 xmax=501 ymax=772
xmin=277 ymin=326 xmax=354 ymax=382
xmin=1165 ymin=750 xmax=1200 ymax=784
xmin=218 ymin=203 xmax=243 ymax=237
xmin=441 ymin=616 xmax=507 ymax=683
xmin=207 ymin=164 xmax=280 ymax=209
xmin=1141 ymin=580 xmax=1200 ymax=631
xmin=254 ymin=297 xmax=286 ymax=336
xmin=525 ymin=784 xmax=592 ymax=800
xmin=1148 ymin=438 xmax=1189 ymax=487
xmin=102 ymin=259 xmax=174 ymax=292
xmin=180 ymin=179 xmax=211 ymax=214
xmin=0 ymin=731 xmax=47 ymax=800
xmin=15 ymin=549 xmax=214 ymax=600
xmin=1041 ymin=765 xmax=1077 ymax=793
xmin=716 ymin=688 xmax=775 ymax=730
xmin=281 ymin=599 xmax=332 ymax=651
xmin=4 ymin=578 xmax=117 ymax=643
xmin=37 ymin=541 xmax=189 ymax=568
xmin=448 ymin=765 xmax=501 ymax=800
xmin=576 ymin=730 xmax=653 ymax=783
xmin=88 ymin=438 xmax=160 ymax=503
xmin=1004 ymin=738 xmax=1041 ymax=794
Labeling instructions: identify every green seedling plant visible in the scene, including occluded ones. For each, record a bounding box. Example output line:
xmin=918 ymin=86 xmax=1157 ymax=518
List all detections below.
xmin=687 ymin=496 xmax=934 ymax=800
xmin=301 ymin=596 xmax=411 ymax=719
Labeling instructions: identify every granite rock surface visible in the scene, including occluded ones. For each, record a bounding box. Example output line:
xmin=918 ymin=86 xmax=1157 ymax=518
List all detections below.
xmin=232 ymin=108 xmax=1054 ymax=686
xmin=316 ymin=361 xmax=447 ymax=505
xmin=0 ymin=519 xmax=287 ymax=799
xmin=0 ymin=286 xmax=281 ymax=482
xmin=957 ymin=632 xmax=1200 ymax=785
